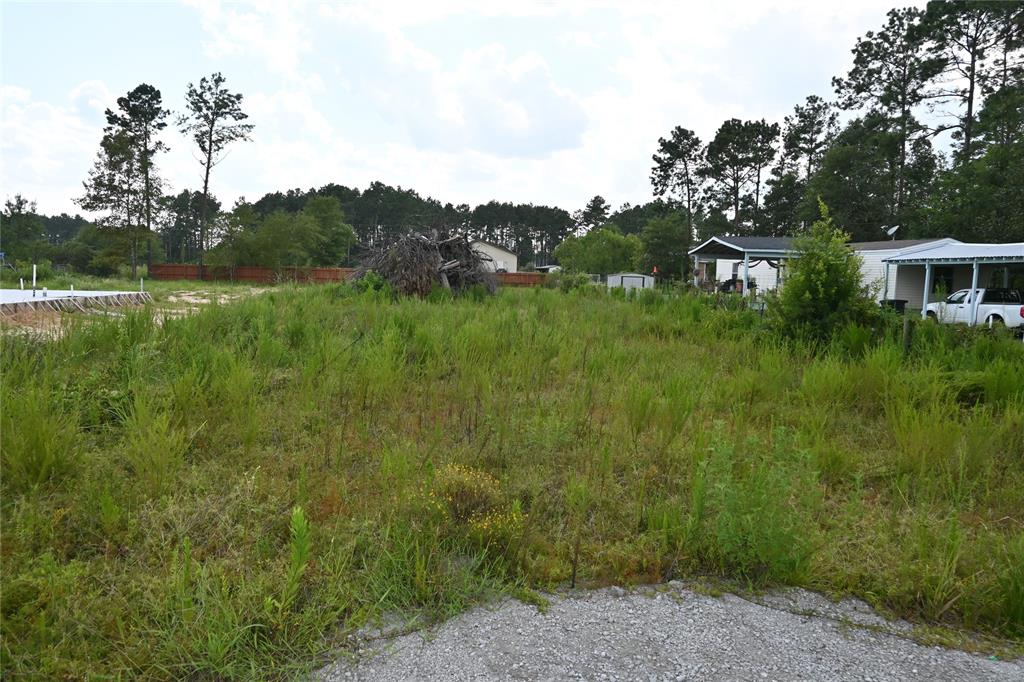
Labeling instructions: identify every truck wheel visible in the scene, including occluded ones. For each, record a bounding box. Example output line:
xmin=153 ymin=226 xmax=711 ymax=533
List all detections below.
xmin=987 ymin=315 xmax=1005 ymax=329
xmin=926 ymin=311 xmax=937 ymax=320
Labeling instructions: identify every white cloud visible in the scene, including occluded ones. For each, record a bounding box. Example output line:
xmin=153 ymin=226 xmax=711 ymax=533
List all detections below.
xmin=183 ymin=0 xmax=316 ymax=85
xmin=68 ymin=80 xmax=113 ymax=115
xmin=2 ymin=0 xmax=930 ymax=217
xmin=1 ymin=84 xmax=105 ymax=213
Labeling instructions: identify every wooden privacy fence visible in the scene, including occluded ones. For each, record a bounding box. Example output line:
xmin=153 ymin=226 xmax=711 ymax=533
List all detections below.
xmin=495 ymin=272 xmax=546 ymax=287
xmin=150 ymin=264 xmax=547 ymax=288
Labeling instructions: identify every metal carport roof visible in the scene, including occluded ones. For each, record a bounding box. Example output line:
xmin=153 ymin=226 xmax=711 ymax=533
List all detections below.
xmin=883 ymin=242 xmax=1024 ymax=265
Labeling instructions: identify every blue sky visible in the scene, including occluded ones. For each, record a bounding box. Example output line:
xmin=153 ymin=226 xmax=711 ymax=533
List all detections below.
xmin=2 ymin=0 xmax=923 ymax=216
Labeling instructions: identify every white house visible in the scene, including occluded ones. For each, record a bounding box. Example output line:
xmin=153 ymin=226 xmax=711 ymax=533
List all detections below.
xmin=471 ymin=240 xmax=518 ymax=273
xmin=848 ymin=238 xmax=958 ymax=304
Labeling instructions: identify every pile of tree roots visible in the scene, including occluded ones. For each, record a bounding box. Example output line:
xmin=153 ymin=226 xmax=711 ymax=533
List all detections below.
xmin=360 ymin=232 xmax=497 ymax=297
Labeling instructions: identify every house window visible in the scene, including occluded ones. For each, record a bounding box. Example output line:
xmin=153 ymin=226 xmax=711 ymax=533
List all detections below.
xmin=932 ymin=266 xmax=954 ymax=297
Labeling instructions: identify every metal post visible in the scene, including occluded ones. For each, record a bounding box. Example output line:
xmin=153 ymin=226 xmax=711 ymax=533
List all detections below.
xmin=921 ymin=263 xmax=933 ymax=319
xmin=1003 ymin=267 xmax=1010 ymax=288
xmin=969 ymin=259 xmax=980 ymax=326
xmin=742 ymin=252 xmax=750 ymax=296
xmin=883 ymin=262 xmax=890 ymax=301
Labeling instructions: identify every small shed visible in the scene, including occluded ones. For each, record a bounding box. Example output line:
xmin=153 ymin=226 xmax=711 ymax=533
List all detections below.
xmin=607 ymin=273 xmax=655 ymax=290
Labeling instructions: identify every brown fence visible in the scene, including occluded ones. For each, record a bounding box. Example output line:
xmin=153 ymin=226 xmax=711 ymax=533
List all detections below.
xmin=496 ymin=272 xmax=546 ymax=287
xmin=150 ymin=264 xmax=546 ymax=288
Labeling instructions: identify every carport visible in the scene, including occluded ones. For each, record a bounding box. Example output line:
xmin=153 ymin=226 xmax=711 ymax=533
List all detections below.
xmin=883 ymin=242 xmax=1024 ymax=324
xmin=688 ymin=236 xmax=795 ymax=295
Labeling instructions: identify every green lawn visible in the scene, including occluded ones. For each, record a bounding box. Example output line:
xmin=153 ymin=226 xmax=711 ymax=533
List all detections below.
xmin=2 ymin=285 xmax=1022 ymax=678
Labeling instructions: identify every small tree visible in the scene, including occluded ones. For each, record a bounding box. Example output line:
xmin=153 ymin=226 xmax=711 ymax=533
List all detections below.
xmin=553 ymin=224 xmax=641 ymax=275
xmin=769 ymin=200 xmax=874 ymax=342
xmin=301 ymin=195 xmax=356 ymax=265
xmin=1 ymin=195 xmax=47 ymax=263
xmin=640 ymin=213 xmax=690 ymax=280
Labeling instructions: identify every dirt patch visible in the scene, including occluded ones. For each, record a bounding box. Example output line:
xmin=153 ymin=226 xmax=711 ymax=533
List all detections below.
xmin=163 ymin=287 xmax=269 ymax=306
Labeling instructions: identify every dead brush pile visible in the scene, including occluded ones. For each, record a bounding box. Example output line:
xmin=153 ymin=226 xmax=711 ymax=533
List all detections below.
xmin=359 ymin=232 xmax=497 ymax=297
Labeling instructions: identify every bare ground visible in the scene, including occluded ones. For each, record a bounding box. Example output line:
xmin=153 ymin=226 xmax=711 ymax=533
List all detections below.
xmin=315 ymin=584 xmax=1023 ymax=682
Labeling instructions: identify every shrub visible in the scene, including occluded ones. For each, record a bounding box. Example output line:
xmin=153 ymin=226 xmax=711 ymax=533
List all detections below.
xmin=544 ymin=270 xmax=591 ymax=292
xmin=430 ymin=463 xmax=503 ymax=523
xmin=351 ymin=270 xmax=392 ymax=296
xmin=13 ymin=259 xmax=54 ymax=282
xmin=769 ymin=200 xmax=875 ymax=343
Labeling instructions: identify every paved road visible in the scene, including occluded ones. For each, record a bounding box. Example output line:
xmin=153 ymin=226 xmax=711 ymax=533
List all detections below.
xmin=316 ymin=584 xmax=1022 ymax=681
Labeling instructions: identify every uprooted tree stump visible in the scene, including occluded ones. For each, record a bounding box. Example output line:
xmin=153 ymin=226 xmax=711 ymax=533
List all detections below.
xmin=357 ymin=232 xmax=498 ymax=297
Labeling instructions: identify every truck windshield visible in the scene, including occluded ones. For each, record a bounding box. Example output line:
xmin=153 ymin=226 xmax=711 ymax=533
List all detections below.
xmin=946 ymin=291 xmax=967 ymax=304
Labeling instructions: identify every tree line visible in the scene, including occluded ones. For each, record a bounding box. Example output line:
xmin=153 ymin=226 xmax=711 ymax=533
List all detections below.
xmin=1 ymin=1 xmax=1021 ymax=280
xmin=650 ymin=1 xmax=1023 ymax=246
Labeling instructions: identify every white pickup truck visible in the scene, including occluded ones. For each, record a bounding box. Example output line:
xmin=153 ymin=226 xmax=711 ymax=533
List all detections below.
xmin=925 ymin=288 xmax=1024 ymax=328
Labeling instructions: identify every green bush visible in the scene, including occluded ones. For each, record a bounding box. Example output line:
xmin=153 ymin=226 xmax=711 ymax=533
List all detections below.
xmin=769 ymin=200 xmax=875 ymax=343
xmin=544 ymin=270 xmax=591 ymax=292
xmin=13 ymin=259 xmax=54 ymax=282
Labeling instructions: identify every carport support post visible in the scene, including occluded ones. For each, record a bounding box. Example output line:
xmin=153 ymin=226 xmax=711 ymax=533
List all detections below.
xmin=1003 ymin=267 xmax=1010 ymax=287
xmin=742 ymin=252 xmax=750 ymax=296
xmin=921 ymin=263 xmax=933 ymax=319
xmin=969 ymin=259 xmax=980 ymax=326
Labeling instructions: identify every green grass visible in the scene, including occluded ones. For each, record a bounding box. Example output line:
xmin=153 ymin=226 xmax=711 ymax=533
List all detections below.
xmin=2 ymin=286 xmax=1023 ymax=678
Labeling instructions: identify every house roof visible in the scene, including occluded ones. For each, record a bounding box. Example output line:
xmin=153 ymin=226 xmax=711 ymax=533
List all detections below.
xmin=884 ymin=242 xmax=1024 ymax=264
xmin=848 ymin=238 xmax=946 ymax=252
xmin=688 ymin=236 xmax=794 ymax=259
xmin=471 ymin=239 xmax=517 ymax=257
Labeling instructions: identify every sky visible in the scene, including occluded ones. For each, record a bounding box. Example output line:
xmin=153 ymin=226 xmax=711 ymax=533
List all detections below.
xmin=1 ymin=0 xmax=927 ymax=217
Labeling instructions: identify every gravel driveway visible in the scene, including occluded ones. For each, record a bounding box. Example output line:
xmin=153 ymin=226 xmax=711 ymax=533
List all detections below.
xmin=316 ymin=584 xmax=1022 ymax=681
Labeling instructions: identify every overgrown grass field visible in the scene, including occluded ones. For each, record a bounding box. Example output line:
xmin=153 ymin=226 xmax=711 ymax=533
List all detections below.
xmin=2 ymin=286 xmax=1023 ymax=678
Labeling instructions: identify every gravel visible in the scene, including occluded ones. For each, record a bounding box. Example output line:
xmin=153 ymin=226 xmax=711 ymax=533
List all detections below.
xmin=315 ymin=584 xmax=1022 ymax=681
